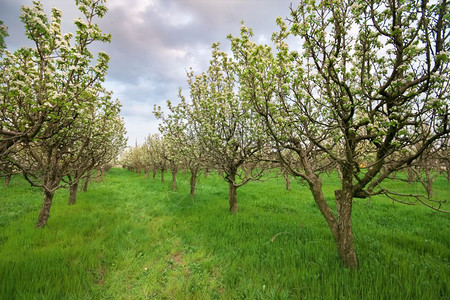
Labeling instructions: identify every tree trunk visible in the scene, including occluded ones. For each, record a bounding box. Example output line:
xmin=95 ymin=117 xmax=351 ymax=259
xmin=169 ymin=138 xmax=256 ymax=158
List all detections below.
xmin=228 ymin=181 xmax=238 ymax=213
xmin=145 ymin=168 xmax=149 ymax=178
xmin=4 ymin=174 xmax=11 ymax=187
xmin=152 ymin=170 xmax=156 ymax=180
xmin=82 ymin=173 xmax=91 ymax=192
xmin=425 ymin=170 xmax=433 ymax=198
xmin=447 ymin=161 xmax=450 ymax=183
xmin=161 ymin=169 xmax=165 ymax=183
xmin=335 ymin=189 xmax=358 ymax=269
xmin=407 ymin=168 xmax=415 ymax=184
xmin=309 ymin=162 xmax=358 ymax=268
xmin=190 ymin=169 xmax=197 ymax=197
xmin=171 ymin=170 xmax=177 ymax=191
xmin=336 ymin=166 xmax=343 ymax=180
xmin=283 ymin=172 xmax=291 ymax=190
xmin=416 ymin=168 xmax=439 ymax=198
xmin=36 ymin=189 xmax=55 ymax=228
xmin=69 ymin=182 xmax=79 ymax=205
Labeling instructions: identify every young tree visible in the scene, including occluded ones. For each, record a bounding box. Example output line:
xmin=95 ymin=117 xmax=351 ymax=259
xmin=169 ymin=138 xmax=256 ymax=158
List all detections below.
xmin=142 ymin=138 xmax=156 ymax=178
xmin=178 ymin=43 xmax=269 ymax=213
xmin=231 ymin=0 xmax=449 ymax=268
xmin=130 ymin=144 xmax=145 ymax=175
xmin=155 ymin=96 xmax=205 ymax=196
xmin=410 ymin=142 xmax=448 ymax=198
xmin=143 ymin=134 xmax=168 ymax=182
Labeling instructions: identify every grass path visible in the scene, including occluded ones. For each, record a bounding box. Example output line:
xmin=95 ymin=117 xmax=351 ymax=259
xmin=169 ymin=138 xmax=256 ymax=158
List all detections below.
xmin=0 ymin=168 xmax=449 ymax=299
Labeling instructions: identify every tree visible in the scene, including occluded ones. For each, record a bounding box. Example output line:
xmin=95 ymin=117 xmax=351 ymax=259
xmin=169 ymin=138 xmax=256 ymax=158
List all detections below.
xmin=154 ymin=96 xmax=205 ymax=196
xmin=231 ymin=0 xmax=449 ymax=268
xmin=177 ymin=43 xmax=269 ymax=213
xmin=410 ymin=142 xmax=448 ymax=197
xmin=143 ymin=134 xmax=168 ymax=182
xmin=0 ymin=160 xmax=15 ymax=187
xmin=1 ymin=0 xmax=122 ymax=228
xmin=64 ymin=95 xmax=126 ymax=205
xmin=130 ymin=143 xmax=145 ymax=175
xmin=141 ymin=139 xmax=155 ymax=178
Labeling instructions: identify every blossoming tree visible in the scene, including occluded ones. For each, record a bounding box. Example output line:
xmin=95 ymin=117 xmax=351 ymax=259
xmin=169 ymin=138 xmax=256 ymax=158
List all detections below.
xmin=230 ymin=0 xmax=449 ymax=268
xmin=1 ymin=0 xmax=126 ymax=227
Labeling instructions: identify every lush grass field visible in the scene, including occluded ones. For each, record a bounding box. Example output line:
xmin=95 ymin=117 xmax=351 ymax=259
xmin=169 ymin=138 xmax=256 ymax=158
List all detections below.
xmin=0 ymin=168 xmax=449 ymax=299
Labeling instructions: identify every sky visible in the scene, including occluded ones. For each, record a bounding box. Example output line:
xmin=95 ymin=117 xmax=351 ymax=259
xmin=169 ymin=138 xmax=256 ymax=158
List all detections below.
xmin=0 ymin=0 xmax=297 ymax=146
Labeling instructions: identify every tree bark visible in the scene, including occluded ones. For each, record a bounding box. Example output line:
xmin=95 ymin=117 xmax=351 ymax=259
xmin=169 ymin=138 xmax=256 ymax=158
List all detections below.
xmin=36 ymin=189 xmax=55 ymax=228
xmin=446 ymin=161 xmax=450 ymax=183
xmin=407 ymin=168 xmax=415 ymax=184
xmin=421 ymin=169 xmax=439 ymax=198
xmin=171 ymin=170 xmax=177 ymax=191
xmin=161 ymin=169 xmax=165 ymax=183
xmin=425 ymin=170 xmax=434 ymax=198
xmin=283 ymin=172 xmax=291 ymax=190
xmin=69 ymin=182 xmax=79 ymax=205
xmin=152 ymin=170 xmax=156 ymax=180
xmin=228 ymin=181 xmax=238 ymax=213
xmin=336 ymin=166 xmax=343 ymax=180
xmin=4 ymin=174 xmax=11 ymax=187
xmin=308 ymin=177 xmax=339 ymax=240
xmin=190 ymin=168 xmax=197 ymax=197
xmin=82 ymin=173 xmax=91 ymax=192
xmin=307 ymin=161 xmax=358 ymax=268
xmin=335 ymin=189 xmax=358 ymax=269
xmin=145 ymin=168 xmax=149 ymax=178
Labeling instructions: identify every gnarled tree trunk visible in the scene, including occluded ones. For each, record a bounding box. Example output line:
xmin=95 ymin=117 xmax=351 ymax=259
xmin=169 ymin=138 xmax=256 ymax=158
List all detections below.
xmin=228 ymin=181 xmax=238 ymax=213
xmin=407 ymin=168 xmax=415 ymax=184
xmin=446 ymin=161 xmax=450 ymax=183
xmin=4 ymin=174 xmax=11 ymax=187
xmin=171 ymin=170 xmax=177 ymax=191
xmin=36 ymin=189 xmax=55 ymax=228
xmin=308 ymin=168 xmax=358 ymax=269
xmin=69 ymin=182 xmax=79 ymax=205
xmin=283 ymin=172 xmax=291 ymax=190
xmin=335 ymin=189 xmax=358 ymax=269
xmin=190 ymin=168 xmax=198 ymax=197
xmin=82 ymin=173 xmax=91 ymax=192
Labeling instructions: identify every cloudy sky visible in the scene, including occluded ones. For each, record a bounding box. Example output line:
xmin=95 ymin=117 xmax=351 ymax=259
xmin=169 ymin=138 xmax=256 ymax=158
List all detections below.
xmin=0 ymin=0 xmax=296 ymax=146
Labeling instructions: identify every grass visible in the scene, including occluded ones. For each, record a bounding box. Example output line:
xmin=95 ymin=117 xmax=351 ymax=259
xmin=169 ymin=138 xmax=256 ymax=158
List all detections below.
xmin=0 ymin=168 xmax=449 ymax=299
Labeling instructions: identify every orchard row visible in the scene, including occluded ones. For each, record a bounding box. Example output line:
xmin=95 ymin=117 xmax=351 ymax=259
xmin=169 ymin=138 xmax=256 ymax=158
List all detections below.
xmin=123 ymin=0 xmax=449 ymax=269
xmin=0 ymin=1 xmax=126 ymax=227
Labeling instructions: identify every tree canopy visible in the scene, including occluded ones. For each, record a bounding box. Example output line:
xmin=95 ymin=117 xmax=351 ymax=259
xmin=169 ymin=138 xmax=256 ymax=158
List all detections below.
xmin=0 ymin=0 xmax=126 ymax=227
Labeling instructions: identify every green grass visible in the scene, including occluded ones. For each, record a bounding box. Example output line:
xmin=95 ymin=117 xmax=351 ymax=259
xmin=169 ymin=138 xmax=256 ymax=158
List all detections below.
xmin=0 ymin=168 xmax=449 ymax=299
